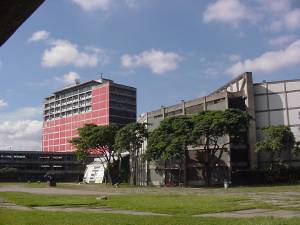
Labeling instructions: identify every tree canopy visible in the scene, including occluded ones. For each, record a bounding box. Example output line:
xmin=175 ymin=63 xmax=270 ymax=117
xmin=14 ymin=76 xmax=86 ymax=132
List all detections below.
xmin=114 ymin=122 xmax=148 ymax=185
xmin=69 ymin=123 xmax=119 ymax=184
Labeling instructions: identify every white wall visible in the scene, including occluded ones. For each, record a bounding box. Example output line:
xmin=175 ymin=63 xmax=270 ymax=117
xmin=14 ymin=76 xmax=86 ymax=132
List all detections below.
xmin=254 ymin=80 xmax=300 ymax=142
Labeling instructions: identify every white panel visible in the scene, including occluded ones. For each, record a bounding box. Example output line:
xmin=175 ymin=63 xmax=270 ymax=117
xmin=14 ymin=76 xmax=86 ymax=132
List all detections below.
xmin=291 ymin=127 xmax=300 ymax=142
xmin=268 ymin=93 xmax=286 ymax=110
xmin=287 ymin=92 xmax=300 ymax=108
xmin=268 ymin=83 xmax=284 ymax=93
xmin=256 ymin=112 xmax=269 ymax=128
xmin=254 ymin=95 xmax=268 ymax=111
xmin=270 ymin=110 xmax=288 ymax=126
xmin=254 ymin=84 xmax=267 ymax=94
xmin=286 ymin=81 xmax=300 ymax=91
xmin=288 ymin=109 xmax=300 ymax=125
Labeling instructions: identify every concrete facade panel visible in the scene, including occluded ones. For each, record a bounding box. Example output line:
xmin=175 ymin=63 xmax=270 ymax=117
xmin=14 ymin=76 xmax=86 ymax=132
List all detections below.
xmin=270 ymin=110 xmax=288 ymax=126
xmin=256 ymin=112 xmax=269 ymax=128
xmin=288 ymin=109 xmax=300 ymax=125
xmin=268 ymin=83 xmax=284 ymax=93
xmin=254 ymin=95 xmax=268 ymax=111
xmin=254 ymin=84 xmax=267 ymax=94
xmin=286 ymin=81 xmax=300 ymax=91
xmin=287 ymin=92 xmax=300 ymax=108
xmin=268 ymin=93 xmax=286 ymax=110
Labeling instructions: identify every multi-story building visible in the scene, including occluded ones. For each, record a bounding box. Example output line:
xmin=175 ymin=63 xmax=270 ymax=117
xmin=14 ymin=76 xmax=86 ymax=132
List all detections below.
xmin=137 ymin=72 xmax=300 ymax=186
xmin=42 ymin=78 xmax=136 ymax=152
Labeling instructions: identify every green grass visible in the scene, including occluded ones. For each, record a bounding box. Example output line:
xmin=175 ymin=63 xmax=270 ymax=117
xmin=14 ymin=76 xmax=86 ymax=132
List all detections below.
xmin=0 ymin=192 xmax=269 ymax=215
xmin=0 ymin=192 xmax=101 ymax=207
xmin=104 ymin=194 xmax=265 ymax=215
xmin=0 ymin=208 xmax=300 ymax=225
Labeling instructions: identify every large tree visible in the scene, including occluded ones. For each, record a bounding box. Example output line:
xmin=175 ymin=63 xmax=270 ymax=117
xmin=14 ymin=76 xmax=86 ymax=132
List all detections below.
xmin=114 ymin=122 xmax=148 ymax=185
xmin=256 ymin=125 xmax=298 ymax=173
xmin=192 ymin=109 xmax=250 ymax=185
xmin=145 ymin=116 xmax=193 ymax=185
xmin=70 ymin=124 xmax=119 ymax=184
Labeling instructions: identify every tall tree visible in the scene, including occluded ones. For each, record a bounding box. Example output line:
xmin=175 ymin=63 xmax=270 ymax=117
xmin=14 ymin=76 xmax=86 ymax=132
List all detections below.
xmin=114 ymin=122 xmax=148 ymax=185
xmin=256 ymin=125 xmax=298 ymax=173
xmin=145 ymin=116 xmax=193 ymax=185
xmin=70 ymin=124 xmax=119 ymax=184
xmin=192 ymin=109 xmax=250 ymax=185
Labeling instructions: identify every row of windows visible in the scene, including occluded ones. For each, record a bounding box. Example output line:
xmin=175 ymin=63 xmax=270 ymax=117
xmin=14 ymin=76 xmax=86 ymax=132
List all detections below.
xmin=45 ymin=99 xmax=92 ymax=115
xmin=45 ymin=92 xmax=92 ymax=109
xmin=110 ymin=101 xmax=136 ymax=111
xmin=110 ymin=86 xmax=136 ymax=97
xmin=44 ymin=106 xmax=92 ymax=121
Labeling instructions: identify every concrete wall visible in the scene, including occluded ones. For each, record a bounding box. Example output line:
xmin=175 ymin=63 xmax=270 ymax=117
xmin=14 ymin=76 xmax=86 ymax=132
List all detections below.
xmin=254 ymin=79 xmax=300 ymax=165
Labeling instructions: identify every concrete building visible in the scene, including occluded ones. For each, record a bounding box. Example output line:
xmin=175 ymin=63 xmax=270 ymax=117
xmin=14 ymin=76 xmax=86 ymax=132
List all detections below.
xmin=137 ymin=72 xmax=300 ymax=186
xmin=43 ymin=78 xmax=136 ymax=152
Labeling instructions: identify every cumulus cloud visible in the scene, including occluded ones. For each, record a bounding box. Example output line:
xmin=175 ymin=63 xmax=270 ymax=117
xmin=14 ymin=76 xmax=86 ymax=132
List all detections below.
xmin=0 ymin=99 xmax=7 ymax=109
xmin=55 ymin=72 xmax=80 ymax=86
xmin=0 ymin=107 xmax=42 ymax=151
xmin=71 ymin=0 xmax=112 ymax=11
xmin=121 ymin=49 xmax=182 ymax=75
xmin=42 ymin=40 xmax=108 ymax=68
xmin=229 ymin=54 xmax=241 ymax=62
xmin=203 ymin=0 xmax=256 ymax=27
xmin=71 ymin=0 xmax=140 ymax=11
xmin=269 ymin=35 xmax=297 ymax=46
xmin=226 ymin=39 xmax=300 ymax=76
xmin=28 ymin=30 xmax=49 ymax=42
xmin=285 ymin=9 xmax=300 ymax=31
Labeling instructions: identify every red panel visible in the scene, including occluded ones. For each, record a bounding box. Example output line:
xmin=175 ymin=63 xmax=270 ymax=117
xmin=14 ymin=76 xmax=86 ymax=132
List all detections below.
xmin=54 ymin=140 xmax=59 ymax=145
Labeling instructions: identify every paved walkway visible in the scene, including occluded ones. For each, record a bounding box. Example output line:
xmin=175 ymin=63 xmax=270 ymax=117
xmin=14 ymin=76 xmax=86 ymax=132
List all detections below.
xmin=196 ymin=209 xmax=300 ymax=218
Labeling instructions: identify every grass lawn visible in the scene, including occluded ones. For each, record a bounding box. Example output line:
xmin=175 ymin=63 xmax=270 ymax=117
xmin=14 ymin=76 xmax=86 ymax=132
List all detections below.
xmin=1 ymin=208 xmax=300 ymax=225
xmin=0 ymin=192 xmax=269 ymax=215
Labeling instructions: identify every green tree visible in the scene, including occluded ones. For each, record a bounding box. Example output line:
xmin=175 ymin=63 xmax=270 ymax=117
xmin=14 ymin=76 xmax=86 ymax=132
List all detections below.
xmin=114 ymin=122 xmax=148 ymax=185
xmin=145 ymin=116 xmax=193 ymax=185
xmin=70 ymin=124 xmax=119 ymax=184
xmin=192 ymin=109 xmax=250 ymax=185
xmin=256 ymin=125 xmax=298 ymax=178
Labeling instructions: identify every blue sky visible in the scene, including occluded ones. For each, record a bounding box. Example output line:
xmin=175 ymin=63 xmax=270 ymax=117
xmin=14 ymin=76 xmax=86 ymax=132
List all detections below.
xmin=0 ymin=0 xmax=300 ymax=150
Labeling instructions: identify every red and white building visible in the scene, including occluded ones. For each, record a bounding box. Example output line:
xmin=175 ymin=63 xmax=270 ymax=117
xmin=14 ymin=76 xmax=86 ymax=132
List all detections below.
xmin=42 ymin=78 xmax=136 ymax=152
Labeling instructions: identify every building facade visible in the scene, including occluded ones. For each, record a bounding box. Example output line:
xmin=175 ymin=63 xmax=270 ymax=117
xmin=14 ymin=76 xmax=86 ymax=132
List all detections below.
xmin=43 ymin=78 xmax=136 ymax=152
xmin=137 ymin=72 xmax=300 ymax=186
xmin=0 ymin=151 xmax=83 ymax=182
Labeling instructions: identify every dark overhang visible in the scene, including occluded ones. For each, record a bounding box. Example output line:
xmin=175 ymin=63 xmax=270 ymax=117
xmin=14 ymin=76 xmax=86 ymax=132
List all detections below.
xmin=0 ymin=0 xmax=45 ymax=47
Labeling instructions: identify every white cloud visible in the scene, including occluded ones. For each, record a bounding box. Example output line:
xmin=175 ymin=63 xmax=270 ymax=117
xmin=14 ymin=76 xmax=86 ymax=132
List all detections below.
xmin=71 ymin=0 xmax=141 ymax=11
xmin=269 ymin=35 xmax=297 ymax=46
xmin=226 ymin=39 xmax=300 ymax=76
xmin=28 ymin=30 xmax=49 ymax=42
xmin=71 ymin=0 xmax=112 ymax=11
xmin=229 ymin=54 xmax=241 ymax=62
xmin=0 ymin=107 xmax=42 ymax=151
xmin=121 ymin=49 xmax=182 ymax=75
xmin=285 ymin=9 xmax=300 ymax=31
xmin=203 ymin=0 xmax=256 ymax=27
xmin=42 ymin=40 xmax=108 ymax=68
xmin=0 ymin=99 xmax=7 ymax=109
xmin=55 ymin=72 xmax=80 ymax=86
xmin=126 ymin=0 xmax=139 ymax=9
